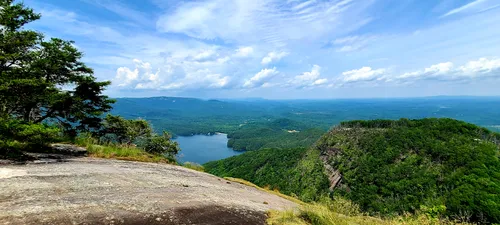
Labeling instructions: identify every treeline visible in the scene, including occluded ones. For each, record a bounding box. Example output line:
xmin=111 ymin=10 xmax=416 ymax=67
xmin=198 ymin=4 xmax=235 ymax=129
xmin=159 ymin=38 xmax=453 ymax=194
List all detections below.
xmin=318 ymin=118 xmax=500 ymax=223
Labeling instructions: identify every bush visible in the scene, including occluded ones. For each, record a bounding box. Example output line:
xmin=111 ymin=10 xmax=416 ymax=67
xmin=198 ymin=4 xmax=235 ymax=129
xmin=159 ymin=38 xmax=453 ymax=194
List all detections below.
xmin=183 ymin=162 xmax=205 ymax=171
xmin=0 ymin=117 xmax=60 ymax=156
xmin=143 ymin=132 xmax=180 ymax=157
xmin=99 ymin=114 xmax=153 ymax=145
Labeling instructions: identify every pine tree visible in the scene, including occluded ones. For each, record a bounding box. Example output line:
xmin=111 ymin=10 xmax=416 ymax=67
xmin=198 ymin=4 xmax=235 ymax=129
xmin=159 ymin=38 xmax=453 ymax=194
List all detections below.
xmin=0 ymin=0 xmax=115 ymax=137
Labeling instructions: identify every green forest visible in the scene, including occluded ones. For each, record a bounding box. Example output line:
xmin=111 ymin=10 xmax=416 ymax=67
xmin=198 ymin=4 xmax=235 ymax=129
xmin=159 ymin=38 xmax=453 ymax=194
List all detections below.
xmin=205 ymin=118 xmax=500 ymax=223
xmin=204 ymin=147 xmax=330 ymax=201
xmin=227 ymin=119 xmax=325 ymax=151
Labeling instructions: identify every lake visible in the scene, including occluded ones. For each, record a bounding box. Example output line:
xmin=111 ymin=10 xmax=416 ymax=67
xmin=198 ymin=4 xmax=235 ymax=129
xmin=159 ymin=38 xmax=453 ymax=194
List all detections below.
xmin=174 ymin=133 xmax=242 ymax=164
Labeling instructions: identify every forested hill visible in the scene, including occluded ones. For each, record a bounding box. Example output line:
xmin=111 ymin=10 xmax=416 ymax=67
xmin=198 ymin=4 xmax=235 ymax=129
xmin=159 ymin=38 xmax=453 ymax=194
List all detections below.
xmin=316 ymin=118 xmax=500 ymax=223
xmin=205 ymin=118 xmax=500 ymax=223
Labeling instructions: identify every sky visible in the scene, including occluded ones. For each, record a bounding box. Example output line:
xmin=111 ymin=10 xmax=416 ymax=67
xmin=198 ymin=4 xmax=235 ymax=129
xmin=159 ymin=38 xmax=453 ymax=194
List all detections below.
xmin=23 ymin=0 xmax=500 ymax=99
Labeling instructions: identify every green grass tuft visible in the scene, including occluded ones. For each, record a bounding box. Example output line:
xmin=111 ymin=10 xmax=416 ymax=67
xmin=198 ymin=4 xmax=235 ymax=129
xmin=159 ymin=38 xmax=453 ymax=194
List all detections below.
xmin=75 ymin=136 xmax=172 ymax=163
xmin=182 ymin=162 xmax=205 ymax=171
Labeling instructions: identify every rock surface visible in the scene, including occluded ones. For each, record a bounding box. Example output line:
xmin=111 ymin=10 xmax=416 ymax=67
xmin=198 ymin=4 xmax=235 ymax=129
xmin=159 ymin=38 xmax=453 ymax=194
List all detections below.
xmin=0 ymin=158 xmax=297 ymax=225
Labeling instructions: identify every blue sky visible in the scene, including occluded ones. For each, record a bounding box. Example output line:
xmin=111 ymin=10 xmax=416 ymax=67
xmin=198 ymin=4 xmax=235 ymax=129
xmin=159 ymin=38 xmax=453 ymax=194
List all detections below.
xmin=24 ymin=0 xmax=500 ymax=99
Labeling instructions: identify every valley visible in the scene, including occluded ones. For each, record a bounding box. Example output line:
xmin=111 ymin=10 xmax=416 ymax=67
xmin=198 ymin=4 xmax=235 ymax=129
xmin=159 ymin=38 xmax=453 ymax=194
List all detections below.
xmin=112 ymin=96 xmax=500 ymax=164
xmin=2 ymin=1 xmax=500 ymax=223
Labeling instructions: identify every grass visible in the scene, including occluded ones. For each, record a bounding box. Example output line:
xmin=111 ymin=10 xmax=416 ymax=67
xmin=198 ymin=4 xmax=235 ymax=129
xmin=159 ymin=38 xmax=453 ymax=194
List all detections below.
xmin=75 ymin=137 xmax=172 ymax=164
xmin=223 ymin=177 xmax=471 ymax=225
xmin=182 ymin=162 xmax=205 ymax=171
xmin=267 ymin=198 xmax=473 ymax=225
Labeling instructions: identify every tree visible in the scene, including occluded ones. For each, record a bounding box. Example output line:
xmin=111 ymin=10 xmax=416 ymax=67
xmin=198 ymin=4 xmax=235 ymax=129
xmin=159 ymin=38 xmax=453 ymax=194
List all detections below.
xmin=100 ymin=114 xmax=153 ymax=145
xmin=143 ymin=132 xmax=180 ymax=157
xmin=98 ymin=114 xmax=179 ymax=157
xmin=0 ymin=0 xmax=114 ymax=137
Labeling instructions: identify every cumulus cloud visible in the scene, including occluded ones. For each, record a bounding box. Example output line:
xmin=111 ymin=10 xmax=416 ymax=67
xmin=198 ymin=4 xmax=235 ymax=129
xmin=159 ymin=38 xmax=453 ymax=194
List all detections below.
xmin=114 ymin=54 xmax=232 ymax=91
xmin=394 ymin=58 xmax=500 ymax=82
xmin=243 ymin=68 xmax=279 ymax=88
xmin=288 ymin=65 xmax=328 ymax=88
xmin=341 ymin=66 xmax=387 ymax=83
xmin=191 ymin=49 xmax=219 ymax=61
xmin=339 ymin=57 xmax=500 ymax=86
xmin=234 ymin=46 xmax=254 ymax=57
xmin=261 ymin=51 xmax=289 ymax=65
xmin=115 ymin=59 xmax=159 ymax=87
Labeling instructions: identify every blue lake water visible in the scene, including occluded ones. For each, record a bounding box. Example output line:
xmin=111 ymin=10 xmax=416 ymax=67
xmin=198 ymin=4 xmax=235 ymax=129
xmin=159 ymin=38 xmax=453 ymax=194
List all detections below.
xmin=174 ymin=133 xmax=242 ymax=164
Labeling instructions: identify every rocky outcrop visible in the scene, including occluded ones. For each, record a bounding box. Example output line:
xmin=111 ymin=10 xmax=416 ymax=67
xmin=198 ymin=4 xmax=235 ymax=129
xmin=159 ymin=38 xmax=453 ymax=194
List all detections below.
xmin=319 ymin=147 xmax=343 ymax=191
xmin=0 ymin=158 xmax=297 ymax=225
xmin=49 ymin=143 xmax=87 ymax=156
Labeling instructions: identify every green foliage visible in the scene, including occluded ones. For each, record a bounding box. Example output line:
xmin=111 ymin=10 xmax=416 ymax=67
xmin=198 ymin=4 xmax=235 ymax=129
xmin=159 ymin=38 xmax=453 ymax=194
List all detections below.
xmin=420 ymin=205 xmax=447 ymax=219
xmin=227 ymin=119 xmax=325 ymax=151
xmin=0 ymin=116 xmax=60 ymax=157
xmin=182 ymin=162 xmax=205 ymax=172
xmin=75 ymin=134 xmax=172 ymax=163
xmin=143 ymin=131 xmax=179 ymax=157
xmin=268 ymin=197 xmax=467 ymax=225
xmin=99 ymin=114 xmax=153 ymax=144
xmin=0 ymin=117 xmax=60 ymax=144
xmin=317 ymin=118 xmax=500 ymax=223
xmin=93 ymin=114 xmax=180 ymax=160
xmin=0 ymin=1 xmax=114 ymax=137
xmin=204 ymin=147 xmax=330 ymax=201
xmin=290 ymin=149 xmax=331 ymax=202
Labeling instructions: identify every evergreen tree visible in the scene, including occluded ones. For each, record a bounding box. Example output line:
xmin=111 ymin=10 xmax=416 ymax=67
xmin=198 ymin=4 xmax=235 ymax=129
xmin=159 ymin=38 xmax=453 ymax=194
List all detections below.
xmin=0 ymin=0 xmax=114 ymax=137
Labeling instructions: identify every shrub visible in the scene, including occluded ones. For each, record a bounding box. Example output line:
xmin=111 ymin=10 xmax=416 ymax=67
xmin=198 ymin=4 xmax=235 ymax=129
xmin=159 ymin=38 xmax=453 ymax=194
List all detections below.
xmin=0 ymin=117 xmax=60 ymax=156
xmin=183 ymin=162 xmax=205 ymax=171
xmin=143 ymin=132 xmax=180 ymax=157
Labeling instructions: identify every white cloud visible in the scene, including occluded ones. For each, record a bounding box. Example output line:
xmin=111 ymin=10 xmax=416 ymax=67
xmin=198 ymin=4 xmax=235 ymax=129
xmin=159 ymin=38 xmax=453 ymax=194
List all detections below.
xmin=261 ymin=51 xmax=289 ymax=65
xmin=332 ymin=35 xmax=377 ymax=52
xmin=313 ymin=78 xmax=328 ymax=85
xmin=115 ymin=67 xmax=138 ymax=87
xmin=156 ymin=0 xmax=374 ymax=45
xmin=288 ymin=65 xmax=328 ymax=88
xmin=340 ymin=57 xmax=500 ymax=86
xmin=395 ymin=58 xmax=500 ymax=82
xmin=114 ymin=59 xmax=161 ymax=88
xmin=192 ymin=49 xmax=219 ymax=61
xmin=459 ymin=57 xmax=500 ymax=75
xmin=243 ymin=68 xmax=279 ymax=88
xmin=441 ymin=0 xmax=497 ymax=18
xmin=341 ymin=66 xmax=387 ymax=83
xmin=234 ymin=46 xmax=254 ymax=57
xmin=296 ymin=65 xmax=321 ymax=81
xmin=397 ymin=62 xmax=453 ymax=80
xmin=33 ymin=0 xmax=500 ymax=98
xmin=114 ymin=54 xmax=233 ymax=91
